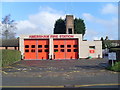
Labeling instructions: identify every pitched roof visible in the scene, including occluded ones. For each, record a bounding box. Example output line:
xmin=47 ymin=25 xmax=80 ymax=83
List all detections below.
xmin=104 ymin=40 xmax=120 ymax=44
xmin=0 ymin=39 xmax=19 ymax=47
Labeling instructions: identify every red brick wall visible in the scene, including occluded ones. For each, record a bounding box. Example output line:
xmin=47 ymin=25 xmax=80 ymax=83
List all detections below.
xmin=0 ymin=47 xmax=19 ymax=50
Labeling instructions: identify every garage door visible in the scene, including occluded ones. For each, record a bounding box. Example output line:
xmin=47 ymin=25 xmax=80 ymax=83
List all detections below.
xmin=53 ymin=39 xmax=65 ymax=59
xmin=53 ymin=39 xmax=78 ymax=59
xmin=24 ymin=39 xmax=49 ymax=60
xmin=66 ymin=39 xmax=78 ymax=59
xmin=37 ymin=40 xmax=49 ymax=59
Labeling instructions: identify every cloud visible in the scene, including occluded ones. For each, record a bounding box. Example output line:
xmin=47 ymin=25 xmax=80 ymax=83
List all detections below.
xmin=16 ymin=7 xmax=64 ymax=36
xmin=93 ymin=37 xmax=101 ymax=40
xmin=101 ymin=3 xmax=118 ymax=14
xmin=84 ymin=29 xmax=99 ymax=40
xmin=82 ymin=13 xmax=118 ymax=28
xmin=82 ymin=13 xmax=118 ymax=40
xmin=17 ymin=20 xmax=37 ymax=30
xmin=82 ymin=13 xmax=117 ymax=26
xmin=82 ymin=13 xmax=94 ymax=21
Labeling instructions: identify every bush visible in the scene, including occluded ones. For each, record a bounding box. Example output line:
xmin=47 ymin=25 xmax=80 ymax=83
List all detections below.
xmin=107 ymin=61 xmax=120 ymax=72
xmin=1 ymin=49 xmax=21 ymax=67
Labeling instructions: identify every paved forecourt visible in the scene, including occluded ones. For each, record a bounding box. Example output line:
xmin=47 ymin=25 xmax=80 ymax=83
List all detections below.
xmin=2 ymin=58 xmax=119 ymax=88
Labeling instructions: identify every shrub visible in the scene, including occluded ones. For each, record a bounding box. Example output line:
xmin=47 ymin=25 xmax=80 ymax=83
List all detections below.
xmin=110 ymin=62 xmax=120 ymax=72
xmin=1 ymin=49 xmax=21 ymax=67
xmin=107 ymin=61 xmax=120 ymax=72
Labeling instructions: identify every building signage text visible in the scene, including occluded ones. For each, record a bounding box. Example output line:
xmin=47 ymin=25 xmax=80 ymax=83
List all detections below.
xmin=29 ymin=35 xmax=74 ymax=38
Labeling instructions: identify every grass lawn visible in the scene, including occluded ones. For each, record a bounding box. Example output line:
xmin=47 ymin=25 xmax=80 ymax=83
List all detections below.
xmin=2 ymin=49 xmax=21 ymax=67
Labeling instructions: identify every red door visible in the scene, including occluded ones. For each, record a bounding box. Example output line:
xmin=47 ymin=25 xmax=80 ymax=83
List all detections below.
xmin=24 ymin=39 xmax=49 ymax=60
xmin=30 ymin=40 xmax=37 ymax=59
xmin=24 ymin=39 xmax=31 ymax=59
xmin=37 ymin=40 xmax=49 ymax=59
xmin=24 ymin=39 xmax=37 ymax=59
xmin=65 ymin=39 xmax=78 ymax=59
xmin=53 ymin=39 xmax=78 ymax=59
xmin=65 ymin=39 xmax=72 ymax=59
xmin=54 ymin=39 xmax=65 ymax=59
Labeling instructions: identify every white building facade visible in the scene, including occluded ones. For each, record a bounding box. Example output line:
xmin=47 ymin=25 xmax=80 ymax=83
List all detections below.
xmin=19 ymin=34 xmax=102 ymax=60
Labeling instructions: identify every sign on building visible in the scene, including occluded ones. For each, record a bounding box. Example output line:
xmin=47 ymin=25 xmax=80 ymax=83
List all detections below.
xmin=89 ymin=50 xmax=95 ymax=53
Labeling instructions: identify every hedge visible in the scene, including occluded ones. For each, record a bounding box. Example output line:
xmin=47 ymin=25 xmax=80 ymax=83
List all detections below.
xmin=107 ymin=48 xmax=120 ymax=72
xmin=107 ymin=61 xmax=120 ymax=72
xmin=1 ymin=49 xmax=21 ymax=67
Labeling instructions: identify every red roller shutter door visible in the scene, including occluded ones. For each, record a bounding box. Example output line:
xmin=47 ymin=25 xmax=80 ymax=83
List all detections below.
xmin=53 ymin=39 xmax=78 ymax=59
xmin=24 ymin=39 xmax=49 ymax=60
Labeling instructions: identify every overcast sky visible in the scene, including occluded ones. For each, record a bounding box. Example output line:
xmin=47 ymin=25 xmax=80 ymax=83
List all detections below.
xmin=1 ymin=1 xmax=118 ymax=40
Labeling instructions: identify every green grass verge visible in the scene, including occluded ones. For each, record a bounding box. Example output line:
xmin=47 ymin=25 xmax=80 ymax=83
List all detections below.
xmin=107 ymin=61 xmax=120 ymax=72
xmin=1 ymin=49 xmax=21 ymax=67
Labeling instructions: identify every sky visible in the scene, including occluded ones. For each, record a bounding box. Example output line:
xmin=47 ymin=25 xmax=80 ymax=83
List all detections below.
xmin=1 ymin=1 xmax=118 ymax=40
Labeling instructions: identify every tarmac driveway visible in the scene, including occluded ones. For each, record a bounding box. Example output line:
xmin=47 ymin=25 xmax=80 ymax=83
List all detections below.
xmin=2 ymin=59 xmax=119 ymax=88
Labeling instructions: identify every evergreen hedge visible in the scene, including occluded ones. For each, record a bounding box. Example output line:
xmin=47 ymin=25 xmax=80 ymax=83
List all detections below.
xmin=1 ymin=49 xmax=21 ymax=67
xmin=107 ymin=48 xmax=120 ymax=72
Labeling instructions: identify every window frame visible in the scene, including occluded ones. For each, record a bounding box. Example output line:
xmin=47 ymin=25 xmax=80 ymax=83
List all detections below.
xmin=45 ymin=49 xmax=49 ymax=52
xmin=73 ymin=45 xmax=78 ymax=48
xmin=31 ymin=45 xmax=35 ymax=48
xmin=54 ymin=45 xmax=58 ymax=48
xmin=31 ymin=49 xmax=35 ymax=52
xmin=54 ymin=49 xmax=58 ymax=52
xmin=25 ymin=45 xmax=29 ymax=48
xmin=25 ymin=49 xmax=29 ymax=52
xmin=67 ymin=45 xmax=71 ymax=48
xmin=67 ymin=49 xmax=71 ymax=52
xmin=45 ymin=45 xmax=49 ymax=48
xmin=89 ymin=46 xmax=95 ymax=49
xmin=38 ymin=45 xmax=42 ymax=48
xmin=38 ymin=49 xmax=42 ymax=52
xmin=74 ymin=49 xmax=78 ymax=52
xmin=60 ymin=45 xmax=64 ymax=48
xmin=60 ymin=49 xmax=64 ymax=52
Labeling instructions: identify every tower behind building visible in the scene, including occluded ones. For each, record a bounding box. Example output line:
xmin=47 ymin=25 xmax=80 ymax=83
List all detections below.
xmin=65 ymin=15 xmax=74 ymax=34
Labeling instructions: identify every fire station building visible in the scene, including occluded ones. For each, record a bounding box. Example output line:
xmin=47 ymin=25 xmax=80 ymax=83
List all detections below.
xmin=19 ymin=15 xmax=102 ymax=60
xmin=19 ymin=34 xmax=102 ymax=60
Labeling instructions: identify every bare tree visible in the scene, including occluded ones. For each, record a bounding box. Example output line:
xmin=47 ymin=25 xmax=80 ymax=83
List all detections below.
xmin=1 ymin=14 xmax=17 ymax=39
